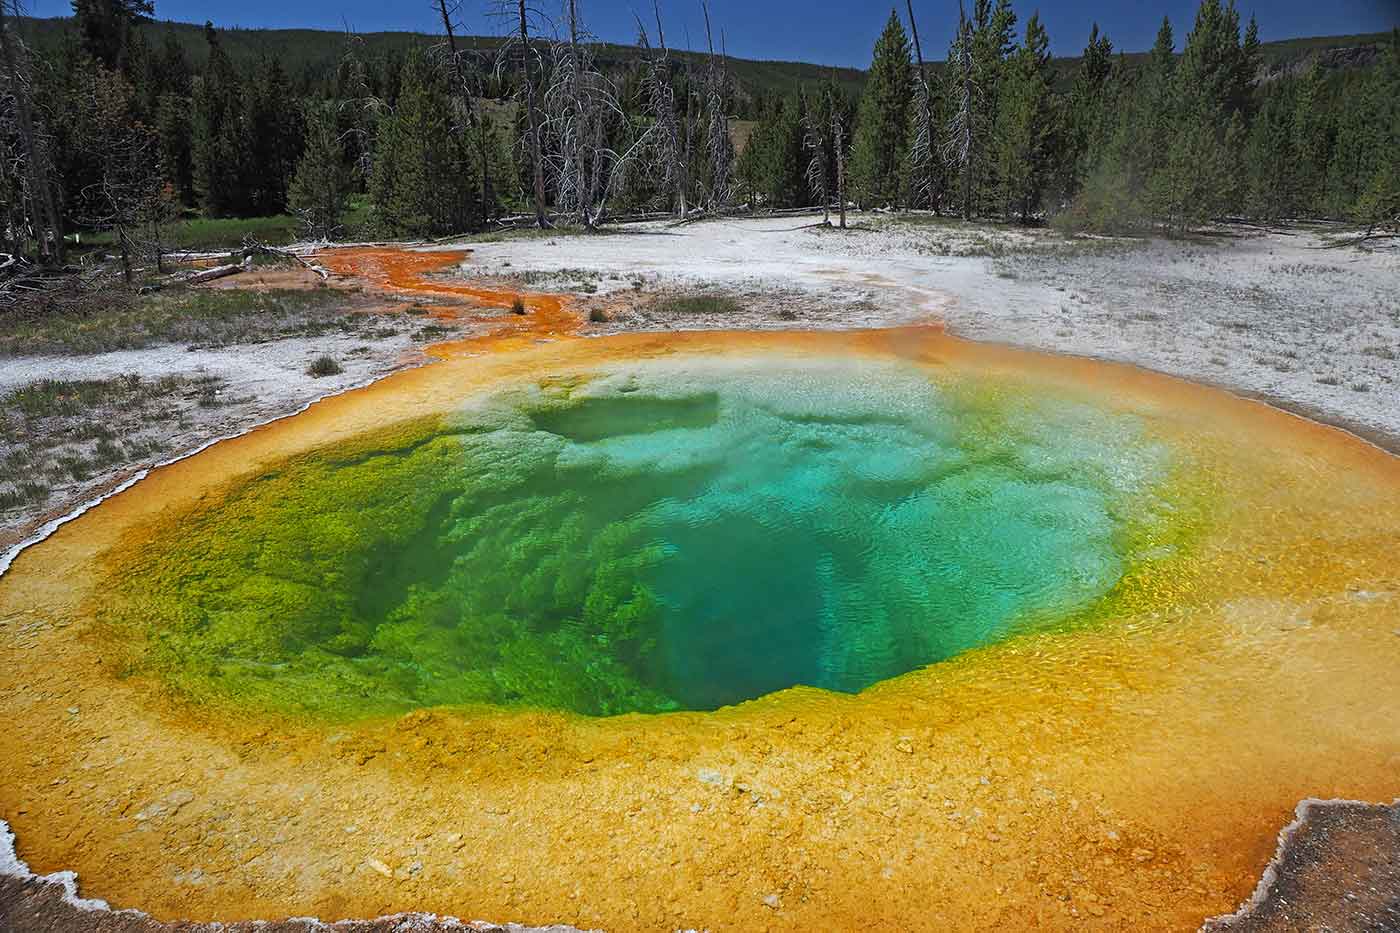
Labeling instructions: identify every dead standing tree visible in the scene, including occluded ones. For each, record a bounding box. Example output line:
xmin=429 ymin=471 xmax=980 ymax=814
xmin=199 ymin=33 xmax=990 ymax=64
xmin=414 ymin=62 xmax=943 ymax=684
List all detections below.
xmin=493 ymin=0 xmax=549 ymax=228
xmin=698 ymin=1 xmax=733 ymax=210
xmin=906 ymin=0 xmax=942 ymax=213
xmin=804 ymin=77 xmax=847 ymax=229
xmin=802 ymin=89 xmax=830 ymax=224
xmin=542 ymin=0 xmax=614 ymax=227
xmin=832 ymin=110 xmax=847 ymax=229
xmin=68 ymin=64 xmax=169 ymax=282
xmin=635 ymin=1 xmax=688 ymax=219
xmin=1 ymin=64 xmax=24 ymax=262
xmin=77 ymin=128 xmax=162 ymax=284
xmin=574 ymin=18 xmax=672 ymax=225
xmin=0 ymin=0 xmax=64 ymax=265
xmin=336 ymin=35 xmax=385 ymax=186
xmin=943 ymin=3 xmax=979 ymax=220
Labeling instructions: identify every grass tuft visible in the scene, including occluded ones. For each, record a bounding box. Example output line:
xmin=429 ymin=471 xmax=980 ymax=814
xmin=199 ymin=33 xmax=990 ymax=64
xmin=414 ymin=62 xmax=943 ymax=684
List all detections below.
xmin=92 ymin=438 xmax=125 ymax=468
xmin=511 ymin=296 xmax=527 ymax=315
xmin=652 ymin=294 xmax=746 ymax=316
xmin=0 ymin=481 xmax=50 ymax=510
xmin=57 ymin=453 xmax=94 ymax=480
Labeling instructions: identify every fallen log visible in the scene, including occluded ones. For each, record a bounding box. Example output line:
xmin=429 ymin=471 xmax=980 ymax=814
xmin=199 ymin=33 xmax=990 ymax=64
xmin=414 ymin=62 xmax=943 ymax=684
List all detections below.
xmin=187 ymin=259 xmax=247 ymax=285
xmin=244 ymin=239 xmax=333 ymax=280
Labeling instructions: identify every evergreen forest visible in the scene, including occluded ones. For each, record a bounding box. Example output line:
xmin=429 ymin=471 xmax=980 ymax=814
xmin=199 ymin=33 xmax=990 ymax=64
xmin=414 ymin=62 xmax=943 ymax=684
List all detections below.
xmin=1 ymin=0 xmax=1397 ymax=267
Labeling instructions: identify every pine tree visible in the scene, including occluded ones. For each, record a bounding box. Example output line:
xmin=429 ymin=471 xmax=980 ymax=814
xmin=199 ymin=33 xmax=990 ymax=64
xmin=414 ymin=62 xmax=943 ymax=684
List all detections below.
xmin=738 ymin=95 xmax=805 ymax=208
xmin=1062 ymin=22 xmax=1173 ymax=235
xmin=1243 ymin=85 xmax=1295 ymax=220
xmin=970 ymin=0 xmax=1016 ymax=214
xmin=1060 ymin=24 xmax=1113 ymax=202
xmin=245 ymin=57 xmax=300 ymax=216
xmin=1220 ymin=108 xmax=1247 ymax=216
xmin=154 ymin=31 xmax=192 ymax=97
xmin=1350 ymin=29 xmax=1400 ymax=230
xmin=849 ymin=10 xmax=912 ymax=209
xmin=66 ymin=62 xmax=159 ymax=282
xmin=155 ymin=92 xmax=193 ymax=206
xmin=1325 ymin=78 xmax=1376 ymax=217
xmin=1238 ymin=15 xmax=1262 ymax=115
xmin=1130 ymin=18 xmax=1179 ymax=224
xmin=1289 ymin=61 xmax=1331 ymax=215
xmin=993 ymin=13 xmax=1055 ymax=222
xmin=192 ymin=23 xmax=250 ymax=216
xmin=1152 ymin=1 xmax=1247 ymax=231
xmin=70 ymin=0 xmax=152 ymax=73
xmin=288 ymin=99 xmax=348 ymax=238
xmin=0 ymin=0 xmax=65 ymax=263
xmin=370 ymin=50 xmax=477 ymax=235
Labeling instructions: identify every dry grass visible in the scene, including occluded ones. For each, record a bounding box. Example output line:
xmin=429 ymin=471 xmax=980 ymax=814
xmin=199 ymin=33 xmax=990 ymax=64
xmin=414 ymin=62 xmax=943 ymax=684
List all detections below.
xmin=0 ymin=286 xmax=368 ymax=356
xmin=0 ymin=373 xmax=206 ymax=515
xmin=651 ymin=294 xmax=747 ymax=316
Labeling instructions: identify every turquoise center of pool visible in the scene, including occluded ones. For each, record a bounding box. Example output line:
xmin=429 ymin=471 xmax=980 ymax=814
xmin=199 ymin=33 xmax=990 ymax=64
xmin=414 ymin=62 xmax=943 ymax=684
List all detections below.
xmin=112 ymin=357 xmax=1177 ymax=717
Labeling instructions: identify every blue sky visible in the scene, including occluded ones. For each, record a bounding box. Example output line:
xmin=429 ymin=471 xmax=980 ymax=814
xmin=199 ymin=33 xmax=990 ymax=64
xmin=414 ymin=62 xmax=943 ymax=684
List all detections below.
xmin=21 ymin=0 xmax=1400 ymax=66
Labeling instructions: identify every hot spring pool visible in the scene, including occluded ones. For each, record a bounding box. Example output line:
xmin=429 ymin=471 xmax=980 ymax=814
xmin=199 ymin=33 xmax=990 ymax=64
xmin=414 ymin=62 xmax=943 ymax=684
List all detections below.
xmin=3 ymin=326 xmax=1397 ymax=932
xmin=104 ymin=357 xmax=1190 ymax=717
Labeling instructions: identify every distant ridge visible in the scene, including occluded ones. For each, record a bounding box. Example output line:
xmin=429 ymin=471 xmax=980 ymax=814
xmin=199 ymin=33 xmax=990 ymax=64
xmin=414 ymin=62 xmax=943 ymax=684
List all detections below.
xmin=15 ymin=15 xmax=1392 ymax=100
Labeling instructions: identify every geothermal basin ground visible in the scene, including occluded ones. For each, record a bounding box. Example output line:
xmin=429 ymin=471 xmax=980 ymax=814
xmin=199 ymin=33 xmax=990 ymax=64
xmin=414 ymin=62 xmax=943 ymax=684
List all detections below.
xmin=0 ymin=215 xmax=1398 ymax=933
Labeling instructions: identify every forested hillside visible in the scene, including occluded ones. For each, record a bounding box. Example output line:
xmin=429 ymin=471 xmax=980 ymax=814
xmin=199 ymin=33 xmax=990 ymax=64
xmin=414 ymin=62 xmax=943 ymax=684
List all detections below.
xmin=13 ymin=14 xmax=1388 ymax=103
xmin=2 ymin=0 xmax=1396 ymax=271
xmin=13 ymin=15 xmax=870 ymax=106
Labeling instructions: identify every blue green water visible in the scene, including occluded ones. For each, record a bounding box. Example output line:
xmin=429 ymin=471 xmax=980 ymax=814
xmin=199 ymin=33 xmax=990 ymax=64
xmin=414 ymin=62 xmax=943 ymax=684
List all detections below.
xmin=108 ymin=357 xmax=1180 ymax=718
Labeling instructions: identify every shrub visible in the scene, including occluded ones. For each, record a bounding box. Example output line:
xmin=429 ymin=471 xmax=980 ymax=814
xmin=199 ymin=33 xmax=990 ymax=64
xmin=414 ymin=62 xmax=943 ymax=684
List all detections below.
xmin=307 ymin=355 xmax=343 ymax=377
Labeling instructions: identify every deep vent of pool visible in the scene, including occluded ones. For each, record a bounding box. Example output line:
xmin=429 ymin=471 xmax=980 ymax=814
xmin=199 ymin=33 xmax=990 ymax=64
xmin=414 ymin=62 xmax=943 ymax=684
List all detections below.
xmin=107 ymin=357 xmax=1179 ymax=718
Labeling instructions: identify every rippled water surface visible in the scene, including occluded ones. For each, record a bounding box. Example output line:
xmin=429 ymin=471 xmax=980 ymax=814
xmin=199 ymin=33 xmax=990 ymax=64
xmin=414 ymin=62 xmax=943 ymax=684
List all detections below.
xmin=107 ymin=356 xmax=1191 ymax=717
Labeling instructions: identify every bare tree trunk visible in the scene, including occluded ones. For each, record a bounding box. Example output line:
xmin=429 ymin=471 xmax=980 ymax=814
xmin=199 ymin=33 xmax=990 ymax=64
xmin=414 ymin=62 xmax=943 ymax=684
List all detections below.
xmin=117 ymin=224 xmax=132 ymax=284
xmin=517 ymin=0 xmax=547 ymax=228
xmin=906 ymin=0 xmax=940 ymax=214
xmin=151 ymin=217 xmax=165 ymax=273
xmin=477 ymin=107 xmax=493 ymax=225
xmin=699 ymin=0 xmax=732 ymax=210
xmin=943 ymin=4 xmax=977 ymax=222
xmin=588 ymin=102 xmax=605 ymax=224
xmin=0 ymin=1 xmax=64 ymax=265
xmin=568 ymin=0 xmax=592 ymax=227
xmin=834 ymin=119 xmax=847 ymax=230
xmin=803 ymin=90 xmax=829 ymax=224
xmin=654 ymin=1 xmax=687 ymax=218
